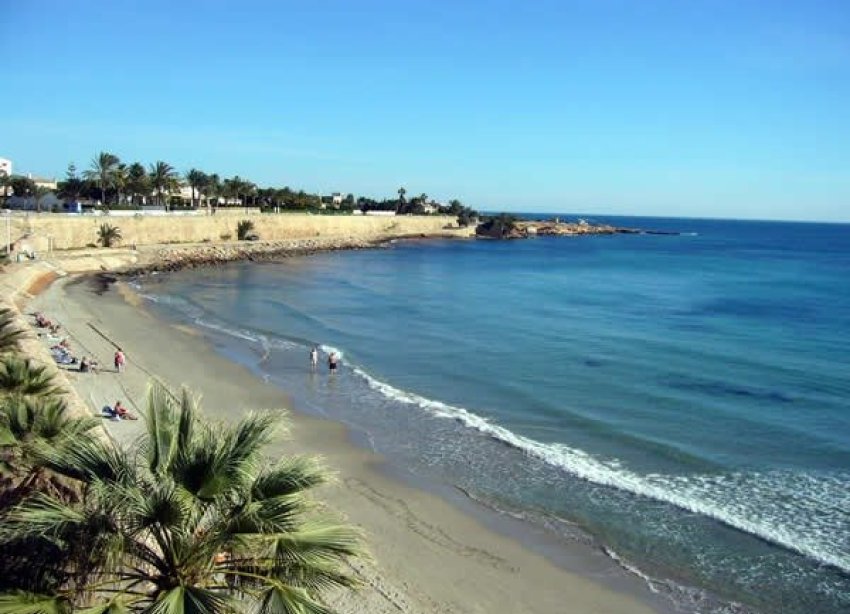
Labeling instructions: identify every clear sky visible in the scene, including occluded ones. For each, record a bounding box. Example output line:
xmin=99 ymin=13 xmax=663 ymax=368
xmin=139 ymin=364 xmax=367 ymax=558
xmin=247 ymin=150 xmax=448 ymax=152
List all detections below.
xmin=3 ymin=1 xmax=849 ymax=221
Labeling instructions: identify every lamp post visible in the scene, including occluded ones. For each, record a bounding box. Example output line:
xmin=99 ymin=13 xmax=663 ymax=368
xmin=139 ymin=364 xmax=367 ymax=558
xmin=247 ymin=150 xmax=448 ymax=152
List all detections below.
xmin=4 ymin=209 xmax=11 ymax=258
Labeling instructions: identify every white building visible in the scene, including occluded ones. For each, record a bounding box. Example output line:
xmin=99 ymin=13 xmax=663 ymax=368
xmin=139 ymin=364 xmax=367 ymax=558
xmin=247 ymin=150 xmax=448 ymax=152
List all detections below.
xmin=0 ymin=157 xmax=11 ymax=176
xmin=29 ymin=174 xmax=58 ymax=191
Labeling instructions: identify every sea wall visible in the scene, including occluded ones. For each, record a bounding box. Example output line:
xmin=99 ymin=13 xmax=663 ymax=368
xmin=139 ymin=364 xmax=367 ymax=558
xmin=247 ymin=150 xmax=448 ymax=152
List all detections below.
xmin=8 ymin=212 xmax=466 ymax=251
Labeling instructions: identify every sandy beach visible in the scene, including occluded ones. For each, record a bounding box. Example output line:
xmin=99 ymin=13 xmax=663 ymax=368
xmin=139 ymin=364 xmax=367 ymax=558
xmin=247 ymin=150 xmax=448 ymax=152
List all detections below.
xmin=17 ymin=269 xmax=665 ymax=614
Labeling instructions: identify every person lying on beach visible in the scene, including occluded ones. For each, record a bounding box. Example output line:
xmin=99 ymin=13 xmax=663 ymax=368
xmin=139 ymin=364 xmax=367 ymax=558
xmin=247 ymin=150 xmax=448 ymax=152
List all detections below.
xmin=103 ymin=401 xmax=137 ymax=421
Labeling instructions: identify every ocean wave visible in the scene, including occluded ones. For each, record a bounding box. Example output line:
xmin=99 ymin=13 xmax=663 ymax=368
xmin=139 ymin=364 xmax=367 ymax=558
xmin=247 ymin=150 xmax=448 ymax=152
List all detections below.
xmin=350 ymin=364 xmax=850 ymax=574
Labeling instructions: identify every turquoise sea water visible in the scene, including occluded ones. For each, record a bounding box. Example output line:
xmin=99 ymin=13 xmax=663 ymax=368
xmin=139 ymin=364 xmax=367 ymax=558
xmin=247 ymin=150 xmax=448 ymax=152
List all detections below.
xmin=137 ymin=217 xmax=850 ymax=613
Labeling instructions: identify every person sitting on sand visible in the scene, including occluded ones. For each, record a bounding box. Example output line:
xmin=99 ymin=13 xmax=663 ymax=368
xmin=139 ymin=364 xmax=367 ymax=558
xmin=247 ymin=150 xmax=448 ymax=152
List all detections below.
xmin=79 ymin=357 xmax=90 ymax=373
xmin=110 ymin=401 xmax=137 ymax=421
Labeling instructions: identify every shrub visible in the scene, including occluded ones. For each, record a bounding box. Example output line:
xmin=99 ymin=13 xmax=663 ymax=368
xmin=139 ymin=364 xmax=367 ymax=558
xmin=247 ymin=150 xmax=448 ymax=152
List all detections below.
xmin=96 ymin=223 xmax=122 ymax=248
xmin=220 ymin=232 xmax=232 ymax=241
xmin=236 ymin=219 xmax=255 ymax=240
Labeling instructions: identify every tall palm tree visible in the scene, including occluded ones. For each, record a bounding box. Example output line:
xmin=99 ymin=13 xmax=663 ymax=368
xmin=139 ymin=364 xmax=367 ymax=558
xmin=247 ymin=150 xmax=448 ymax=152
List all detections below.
xmin=224 ymin=176 xmax=250 ymax=207
xmin=206 ymin=173 xmax=221 ymax=213
xmin=185 ymin=169 xmax=206 ymax=209
xmin=126 ymin=162 xmax=149 ymax=206
xmin=149 ymin=161 xmax=178 ymax=209
xmin=0 ymin=309 xmax=26 ymax=355
xmin=83 ymin=152 xmax=120 ymax=207
xmin=113 ymin=164 xmax=128 ymax=207
xmin=0 ymin=381 xmax=362 ymax=613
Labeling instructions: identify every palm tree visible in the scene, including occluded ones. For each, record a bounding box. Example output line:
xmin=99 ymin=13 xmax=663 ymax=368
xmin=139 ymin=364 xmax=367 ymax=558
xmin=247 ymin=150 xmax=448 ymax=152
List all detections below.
xmin=0 ymin=380 xmax=362 ymax=613
xmin=0 ymin=394 xmax=100 ymax=505
xmin=97 ymin=223 xmax=122 ymax=248
xmin=33 ymin=186 xmax=52 ymax=213
xmin=113 ymin=164 xmax=128 ymax=207
xmin=83 ymin=152 xmax=120 ymax=207
xmin=206 ymin=173 xmax=221 ymax=213
xmin=224 ymin=176 xmax=252 ymax=207
xmin=149 ymin=161 xmax=178 ymax=209
xmin=126 ymin=162 xmax=149 ymax=206
xmin=0 ymin=309 xmax=26 ymax=355
xmin=0 ymin=356 xmax=62 ymax=399
xmin=185 ymin=169 xmax=206 ymax=209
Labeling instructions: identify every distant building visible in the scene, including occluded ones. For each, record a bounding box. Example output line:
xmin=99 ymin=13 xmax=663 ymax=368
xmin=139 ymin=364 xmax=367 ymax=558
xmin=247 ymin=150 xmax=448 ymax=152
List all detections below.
xmin=28 ymin=174 xmax=58 ymax=191
xmin=0 ymin=157 xmax=11 ymax=177
xmin=320 ymin=192 xmax=344 ymax=209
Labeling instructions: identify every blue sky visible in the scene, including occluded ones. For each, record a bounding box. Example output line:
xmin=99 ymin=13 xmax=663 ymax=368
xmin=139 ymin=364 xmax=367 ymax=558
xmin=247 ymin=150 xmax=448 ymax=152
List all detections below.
xmin=3 ymin=0 xmax=849 ymax=221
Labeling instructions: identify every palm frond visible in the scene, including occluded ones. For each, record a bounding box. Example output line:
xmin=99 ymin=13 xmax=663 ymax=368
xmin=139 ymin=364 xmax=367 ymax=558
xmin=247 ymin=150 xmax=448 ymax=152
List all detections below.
xmin=0 ymin=308 xmax=27 ymax=354
xmin=255 ymin=584 xmax=332 ymax=614
xmin=251 ymin=457 xmax=327 ymax=500
xmin=77 ymin=597 xmax=133 ymax=614
xmin=145 ymin=380 xmax=179 ymax=475
xmin=0 ymin=493 xmax=86 ymax=542
xmin=0 ymin=357 xmax=62 ymax=398
xmin=0 ymin=592 xmax=69 ymax=614
xmin=146 ymin=586 xmax=232 ymax=614
xmin=41 ymin=438 xmax=134 ymax=486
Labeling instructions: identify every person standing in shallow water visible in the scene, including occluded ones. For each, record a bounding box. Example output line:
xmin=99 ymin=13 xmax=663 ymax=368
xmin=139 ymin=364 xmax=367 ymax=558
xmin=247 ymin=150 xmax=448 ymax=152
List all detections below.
xmin=310 ymin=346 xmax=319 ymax=370
xmin=328 ymin=352 xmax=338 ymax=373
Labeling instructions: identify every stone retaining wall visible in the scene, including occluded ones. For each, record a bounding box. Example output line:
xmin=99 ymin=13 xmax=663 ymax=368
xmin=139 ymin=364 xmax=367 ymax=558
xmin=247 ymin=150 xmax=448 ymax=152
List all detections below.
xmin=9 ymin=212 xmax=466 ymax=251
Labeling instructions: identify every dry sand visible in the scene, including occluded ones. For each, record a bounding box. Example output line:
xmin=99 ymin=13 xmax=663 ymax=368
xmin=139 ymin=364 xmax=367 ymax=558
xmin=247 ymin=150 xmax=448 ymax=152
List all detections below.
xmin=23 ymin=273 xmax=664 ymax=614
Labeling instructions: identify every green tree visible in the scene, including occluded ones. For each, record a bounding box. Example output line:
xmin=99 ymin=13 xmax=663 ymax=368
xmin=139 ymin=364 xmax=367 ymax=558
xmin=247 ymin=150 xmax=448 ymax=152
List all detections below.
xmin=113 ymin=164 xmax=128 ymax=207
xmin=0 ymin=356 xmax=62 ymax=400
xmin=0 ymin=381 xmax=362 ymax=612
xmin=185 ymin=168 xmax=207 ymax=209
xmin=9 ymin=176 xmax=36 ymax=202
xmin=57 ymin=164 xmax=84 ymax=203
xmin=236 ymin=219 xmax=255 ymax=240
xmin=206 ymin=173 xmax=221 ymax=211
xmin=149 ymin=161 xmax=178 ymax=209
xmin=97 ymin=223 xmax=122 ymax=248
xmin=125 ymin=162 xmax=148 ymax=206
xmin=0 ymin=394 xmax=100 ymax=506
xmin=0 ymin=309 xmax=26 ymax=355
xmin=224 ymin=176 xmax=252 ymax=207
xmin=83 ymin=152 xmax=120 ymax=207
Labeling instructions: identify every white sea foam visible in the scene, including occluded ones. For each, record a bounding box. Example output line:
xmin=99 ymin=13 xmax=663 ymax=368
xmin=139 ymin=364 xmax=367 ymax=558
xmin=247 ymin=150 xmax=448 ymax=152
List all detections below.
xmin=350 ymin=364 xmax=850 ymax=574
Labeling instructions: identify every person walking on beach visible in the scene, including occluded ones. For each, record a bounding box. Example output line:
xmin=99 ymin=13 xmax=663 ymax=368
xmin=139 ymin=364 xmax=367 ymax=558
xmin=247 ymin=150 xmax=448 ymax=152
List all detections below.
xmin=328 ymin=352 xmax=338 ymax=374
xmin=114 ymin=348 xmax=126 ymax=373
xmin=310 ymin=346 xmax=319 ymax=370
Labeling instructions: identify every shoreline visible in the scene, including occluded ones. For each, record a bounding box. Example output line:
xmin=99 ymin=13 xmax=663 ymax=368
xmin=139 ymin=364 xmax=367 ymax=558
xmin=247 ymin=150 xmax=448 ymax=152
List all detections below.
xmin=10 ymin=258 xmax=669 ymax=613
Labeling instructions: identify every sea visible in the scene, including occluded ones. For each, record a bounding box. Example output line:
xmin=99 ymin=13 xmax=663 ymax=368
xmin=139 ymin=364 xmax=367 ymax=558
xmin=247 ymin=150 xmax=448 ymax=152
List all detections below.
xmin=134 ymin=215 xmax=850 ymax=613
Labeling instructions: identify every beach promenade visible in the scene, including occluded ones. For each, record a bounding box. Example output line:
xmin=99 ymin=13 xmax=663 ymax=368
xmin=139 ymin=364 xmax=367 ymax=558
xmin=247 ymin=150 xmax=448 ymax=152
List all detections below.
xmin=0 ymin=246 xmax=662 ymax=614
